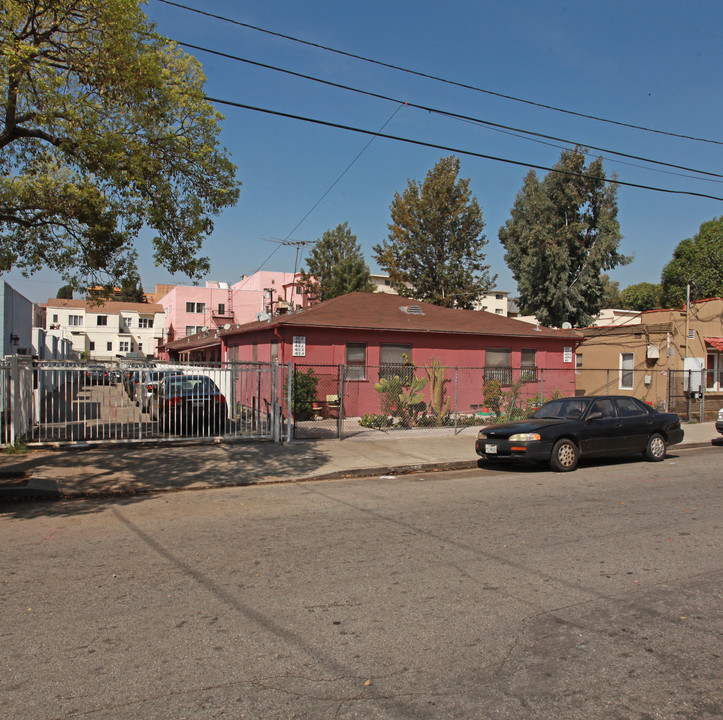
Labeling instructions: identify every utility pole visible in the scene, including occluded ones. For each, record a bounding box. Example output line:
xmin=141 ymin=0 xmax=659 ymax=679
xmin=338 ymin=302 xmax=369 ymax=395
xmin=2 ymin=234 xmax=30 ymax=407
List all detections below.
xmin=262 ymin=237 xmax=317 ymax=303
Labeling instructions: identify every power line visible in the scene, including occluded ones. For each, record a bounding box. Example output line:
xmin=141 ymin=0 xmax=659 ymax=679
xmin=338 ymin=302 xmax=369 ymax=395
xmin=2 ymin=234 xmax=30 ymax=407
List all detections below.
xmin=157 ymin=0 xmax=723 ymax=146
xmin=205 ymin=96 xmax=723 ymax=203
xmin=232 ymin=105 xmax=402 ymax=288
xmin=177 ymin=40 xmax=723 ymax=183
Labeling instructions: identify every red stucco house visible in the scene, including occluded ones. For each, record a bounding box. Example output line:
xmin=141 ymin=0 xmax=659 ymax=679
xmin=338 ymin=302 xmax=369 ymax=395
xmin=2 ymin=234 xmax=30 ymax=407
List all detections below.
xmin=209 ymin=292 xmax=578 ymax=419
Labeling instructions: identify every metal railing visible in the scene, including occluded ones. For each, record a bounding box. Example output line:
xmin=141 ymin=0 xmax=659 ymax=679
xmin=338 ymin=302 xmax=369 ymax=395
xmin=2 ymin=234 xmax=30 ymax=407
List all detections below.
xmin=7 ymin=359 xmax=282 ymax=446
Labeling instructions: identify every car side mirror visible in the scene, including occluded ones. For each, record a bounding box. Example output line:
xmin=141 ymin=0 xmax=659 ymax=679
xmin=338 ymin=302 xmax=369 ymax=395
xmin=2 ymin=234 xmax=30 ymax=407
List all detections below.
xmin=586 ymin=411 xmax=603 ymax=422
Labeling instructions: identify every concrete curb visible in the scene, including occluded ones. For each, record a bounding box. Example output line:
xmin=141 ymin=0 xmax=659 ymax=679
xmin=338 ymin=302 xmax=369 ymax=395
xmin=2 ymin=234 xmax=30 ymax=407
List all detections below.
xmin=2 ymin=442 xmax=717 ymax=504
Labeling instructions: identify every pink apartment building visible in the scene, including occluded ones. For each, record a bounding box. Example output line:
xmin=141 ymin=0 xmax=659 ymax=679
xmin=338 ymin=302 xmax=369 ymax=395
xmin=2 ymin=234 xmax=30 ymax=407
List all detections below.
xmin=157 ymin=271 xmax=311 ymax=348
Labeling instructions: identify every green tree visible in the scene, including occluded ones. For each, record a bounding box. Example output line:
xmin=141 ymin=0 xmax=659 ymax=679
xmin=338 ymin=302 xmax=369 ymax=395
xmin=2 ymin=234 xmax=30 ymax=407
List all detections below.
xmin=118 ymin=274 xmax=146 ymax=303
xmin=1 ymin=0 xmax=239 ymax=294
xmin=600 ymin=273 xmax=623 ymax=308
xmin=620 ymin=282 xmax=662 ymax=311
xmin=499 ymin=147 xmax=630 ymax=327
xmin=299 ymin=222 xmax=374 ymax=302
xmin=373 ymin=155 xmax=496 ymax=309
xmin=56 ymin=284 xmax=73 ymax=300
xmin=660 ymin=217 xmax=723 ymax=308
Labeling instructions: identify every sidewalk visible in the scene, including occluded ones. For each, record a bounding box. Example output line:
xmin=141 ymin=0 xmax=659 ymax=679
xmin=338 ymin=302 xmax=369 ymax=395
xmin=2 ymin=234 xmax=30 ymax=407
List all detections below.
xmin=0 ymin=422 xmax=720 ymax=501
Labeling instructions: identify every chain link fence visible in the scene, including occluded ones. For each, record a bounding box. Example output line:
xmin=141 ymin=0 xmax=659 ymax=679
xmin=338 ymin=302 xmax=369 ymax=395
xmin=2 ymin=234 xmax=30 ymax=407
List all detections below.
xmin=568 ymin=367 xmax=721 ymax=422
xmin=291 ymin=364 xmax=577 ymax=440
xmin=289 ymin=364 xmax=722 ymax=440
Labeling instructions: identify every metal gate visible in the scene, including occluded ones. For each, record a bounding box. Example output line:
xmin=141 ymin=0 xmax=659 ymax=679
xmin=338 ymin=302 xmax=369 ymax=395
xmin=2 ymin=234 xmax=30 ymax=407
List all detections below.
xmin=292 ymin=364 xmax=342 ymax=439
xmin=667 ymin=368 xmax=717 ymax=422
xmin=27 ymin=360 xmax=281 ymax=445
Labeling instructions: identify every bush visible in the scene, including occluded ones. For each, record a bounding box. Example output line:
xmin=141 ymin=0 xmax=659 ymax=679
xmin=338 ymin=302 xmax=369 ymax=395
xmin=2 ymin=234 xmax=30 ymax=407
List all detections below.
xmin=290 ymin=368 xmax=320 ymax=421
xmin=359 ymin=413 xmax=394 ymax=429
xmin=3 ymin=437 xmax=29 ymax=455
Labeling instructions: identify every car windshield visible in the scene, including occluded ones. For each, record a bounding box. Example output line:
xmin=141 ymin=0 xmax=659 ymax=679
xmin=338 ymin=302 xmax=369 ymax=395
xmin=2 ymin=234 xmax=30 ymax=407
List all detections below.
xmin=531 ymin=398 xmax=592 ymax=420
xmin=166 ymin=376 xmax=219 ymax=394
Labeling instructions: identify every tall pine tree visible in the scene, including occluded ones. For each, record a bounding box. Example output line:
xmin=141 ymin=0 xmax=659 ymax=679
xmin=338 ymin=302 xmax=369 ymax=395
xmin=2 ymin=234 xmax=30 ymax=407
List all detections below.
xmin=499 ymin=147 xmax=629 ymax=327
xmin=299 ymin=222 xmax=374 ymax=302
xmin=373 ymin=156 xmax=495 ymax=309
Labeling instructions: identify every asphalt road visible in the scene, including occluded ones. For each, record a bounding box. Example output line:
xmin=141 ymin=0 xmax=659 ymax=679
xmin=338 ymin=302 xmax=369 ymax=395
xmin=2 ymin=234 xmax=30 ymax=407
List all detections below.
xmin=2 ymin=446 xmax=721 ymax=719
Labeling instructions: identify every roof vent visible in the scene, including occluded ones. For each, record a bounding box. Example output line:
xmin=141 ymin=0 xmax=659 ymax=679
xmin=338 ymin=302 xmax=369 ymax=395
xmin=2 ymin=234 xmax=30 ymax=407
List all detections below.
xmin=401 ymin=305 xmax=424 ymax=315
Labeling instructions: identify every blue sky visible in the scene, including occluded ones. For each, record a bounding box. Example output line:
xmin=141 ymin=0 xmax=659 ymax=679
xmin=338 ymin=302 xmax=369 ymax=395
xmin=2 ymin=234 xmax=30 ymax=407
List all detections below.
xmin=6 ymin=0 xmax=723 ymax=303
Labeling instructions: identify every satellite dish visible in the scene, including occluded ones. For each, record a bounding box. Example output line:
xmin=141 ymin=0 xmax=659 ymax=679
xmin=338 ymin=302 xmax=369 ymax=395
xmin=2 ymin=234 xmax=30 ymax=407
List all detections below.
xmin=223 ymin=323 xmax=231 ymax=330
xmin=562 ymin=322 xmax=572 ymax=329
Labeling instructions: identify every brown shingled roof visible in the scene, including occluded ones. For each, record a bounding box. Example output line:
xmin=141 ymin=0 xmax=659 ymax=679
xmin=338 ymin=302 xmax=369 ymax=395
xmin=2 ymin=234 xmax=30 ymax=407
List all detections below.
xmin=221 ymin=292 xmax=576 ymax=340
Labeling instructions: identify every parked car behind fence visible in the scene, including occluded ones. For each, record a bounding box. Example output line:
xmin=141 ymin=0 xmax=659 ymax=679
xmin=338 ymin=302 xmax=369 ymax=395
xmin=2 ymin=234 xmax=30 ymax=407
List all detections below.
xmin=134 ymin=369 xmax=172 ymax=412
xmin=150 ymin=374 xmax=227 ymax=435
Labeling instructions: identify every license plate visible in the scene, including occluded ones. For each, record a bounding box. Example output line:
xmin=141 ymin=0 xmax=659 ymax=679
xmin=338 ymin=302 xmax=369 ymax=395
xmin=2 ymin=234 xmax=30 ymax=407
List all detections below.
xmin=192 ymin=399 xmax=204 ymax=407
xmin=485 ymin=443 xmax=497 ymax=454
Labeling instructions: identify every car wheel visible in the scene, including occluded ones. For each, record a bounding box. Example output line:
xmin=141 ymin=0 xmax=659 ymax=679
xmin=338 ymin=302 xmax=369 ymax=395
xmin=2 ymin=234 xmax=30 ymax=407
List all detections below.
xmin=550 ymin=438 xmax=579 ymax=472
xmin=644 ymin=433 xmax=666 ymax=462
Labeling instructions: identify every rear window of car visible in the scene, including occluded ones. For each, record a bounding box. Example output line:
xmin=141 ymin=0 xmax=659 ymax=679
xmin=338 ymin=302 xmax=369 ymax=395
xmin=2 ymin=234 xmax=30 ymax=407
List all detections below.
xmin=616 ymin=397 xmax=652 ymax=417
xmin=167 ymin=376 xmax=218 ymax=393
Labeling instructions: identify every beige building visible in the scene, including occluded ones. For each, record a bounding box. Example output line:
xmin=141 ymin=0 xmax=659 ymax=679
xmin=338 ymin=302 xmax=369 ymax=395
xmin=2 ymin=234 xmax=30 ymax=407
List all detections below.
xmin=576 ymin=297 xmax=723 ymax=416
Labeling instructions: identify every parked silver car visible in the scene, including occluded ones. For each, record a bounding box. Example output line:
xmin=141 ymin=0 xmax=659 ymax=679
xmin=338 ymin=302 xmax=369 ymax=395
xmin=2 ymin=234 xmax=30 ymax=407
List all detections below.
xmin=135 ymin=369 xmax=174 ymax=412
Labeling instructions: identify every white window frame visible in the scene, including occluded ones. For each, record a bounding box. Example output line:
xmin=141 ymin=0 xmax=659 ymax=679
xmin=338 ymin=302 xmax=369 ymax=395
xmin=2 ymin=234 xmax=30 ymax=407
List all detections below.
xmin=119 ymin=340 xmax=130 ymax=352
xmin=706 ymin=352 xmax=721 ymax=392
xmin=619 ymin=352 xmax=634 ymax=390
xmin=346 ymin=343 xmax=367 ymax=380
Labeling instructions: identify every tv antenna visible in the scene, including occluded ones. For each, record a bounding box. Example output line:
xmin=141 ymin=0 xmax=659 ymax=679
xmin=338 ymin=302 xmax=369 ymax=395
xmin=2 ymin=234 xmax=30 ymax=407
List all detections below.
xmin=262 ymin=237 xmax=317 ymax=276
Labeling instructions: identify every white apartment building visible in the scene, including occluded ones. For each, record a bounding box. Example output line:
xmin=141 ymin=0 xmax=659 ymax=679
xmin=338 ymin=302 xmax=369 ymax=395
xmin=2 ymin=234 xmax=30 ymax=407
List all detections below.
xmin=371 ymin=274 xmax=512 ymax=315
xmin=475 ymin=290 xmax=510 ymax=316
xmin=45 ymin=299 xmax=165 ymax=361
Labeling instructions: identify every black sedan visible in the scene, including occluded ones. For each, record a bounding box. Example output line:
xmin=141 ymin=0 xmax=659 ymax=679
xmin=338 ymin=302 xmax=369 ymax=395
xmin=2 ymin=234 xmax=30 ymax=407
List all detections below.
xmin=475 ymin=395 xmax=684 ymax=472
xmin=150 ymin=374 xmax=227 ymax=434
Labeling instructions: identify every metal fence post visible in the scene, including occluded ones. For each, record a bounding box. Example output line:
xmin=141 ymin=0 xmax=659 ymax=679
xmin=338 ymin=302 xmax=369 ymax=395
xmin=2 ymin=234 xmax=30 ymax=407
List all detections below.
xmin=270 ymin=362 xmax=280 ymax=443
xmin=338 ymin=364 xmax=345 ymax=440
xmin=454 ymin=368 xmax=459 ymax=433
xmin=9 ymin=355 xmax=19 ymax=444
xmin=540 ymin=368 xmax=544 ymax=400
xmin=286 ymin=361 xmax=293 ymax=443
